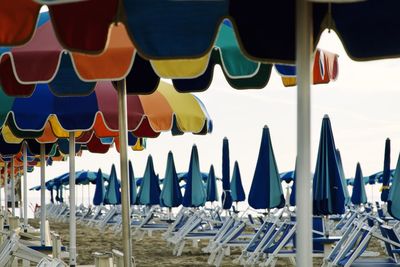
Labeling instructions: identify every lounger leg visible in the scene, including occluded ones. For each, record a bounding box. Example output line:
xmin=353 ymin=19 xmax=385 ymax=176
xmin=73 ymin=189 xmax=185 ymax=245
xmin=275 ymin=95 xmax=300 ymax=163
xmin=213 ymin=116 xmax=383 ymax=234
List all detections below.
xmin=192 ymin=240 xmax=198 ymax=248
xmin=214 ymin=249 xmax=225 ymax=267
xmin=177 ymin=241 xmax=186 ymax=256
xmin=208 ymin=250 xmax=217 ymax=265
xmin=224 ymin=246 xmax=230 ymax=256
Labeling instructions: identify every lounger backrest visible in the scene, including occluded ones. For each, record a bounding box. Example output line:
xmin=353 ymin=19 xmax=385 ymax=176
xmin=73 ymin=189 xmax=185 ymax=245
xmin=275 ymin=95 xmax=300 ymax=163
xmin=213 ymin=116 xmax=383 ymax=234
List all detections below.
xmin=263 ymin=223 xmax=295 ymax=253
xmin=337 ymin=228 xmax=371 ymax=267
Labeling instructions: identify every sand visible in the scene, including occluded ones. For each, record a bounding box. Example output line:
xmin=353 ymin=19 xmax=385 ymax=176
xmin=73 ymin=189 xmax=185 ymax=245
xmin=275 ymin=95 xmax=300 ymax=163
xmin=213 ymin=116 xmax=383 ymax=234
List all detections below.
xmin=28 ymin=219 xmax=386 ymax=266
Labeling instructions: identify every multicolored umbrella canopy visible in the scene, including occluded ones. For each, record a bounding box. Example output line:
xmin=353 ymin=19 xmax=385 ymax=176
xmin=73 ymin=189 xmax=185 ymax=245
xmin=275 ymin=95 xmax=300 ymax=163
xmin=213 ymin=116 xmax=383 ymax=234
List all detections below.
xmin=388 ymin=153 xmax=400 ymax=220
xmin=336 ymin=149 xmax=350 ymax=205
xmin=381 ymin=138 xmax=391 ymax=202
xmin=230 ymin=161 xmax=245 ymax=202
xmin=160 ymin=151 xmax=182 ymax=208
xmin=205 ymin=165 xmax=218 ymax=203
xmin=128 ymin=160 xmax=137 ymax=206
xmin=136 ymin=155 xmax=161 ymax=206
xmin=93 ymin=169 xmax=106 ymax=206
xmin=351 ymin=163 xmax=367 ymax=205
xmin=103 ymin=164 xmax=121 ymax=205
xmin=248 ymin=126 xmax=285 ymax=210
xmin=312 ymin=115 xmax=345 ymax=216
xmin=182 ymin=145 xmax=206 ymax=208
xmin=221 ymin=137 xmax=232 ymax=210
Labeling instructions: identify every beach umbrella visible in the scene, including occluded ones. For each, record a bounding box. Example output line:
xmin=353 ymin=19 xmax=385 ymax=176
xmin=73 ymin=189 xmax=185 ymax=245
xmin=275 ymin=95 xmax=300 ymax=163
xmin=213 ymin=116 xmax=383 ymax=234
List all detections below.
xmin=93 ymin=169 xmax=106 ymax=206
xmin=182 ymin=145 xmax=206 ymax=208
xmin=248 ymin=126 xmax=285 ymax=210
xmin=221 ymin=137 xmax=233 ymax=210
xmin=231 ymin=161 xmax=246 ymax=203
xmin=280 ymin=171 xmax=295 ymax=183
xmin=388 ymin=153 xmax=400 ymax=220
xmin=205 ymin=165 xmax=218 ymax=203
xmin=351 ymin=163 xmax=367 ymax=206
xmin=313 ymin=115 xmax=345 ymax=216
xmin=103 ymin=164 xmax=121 ymax=205
xmin=137 ymin=155 xmax=161 ymax=206
xmin=381 ymin=138 xmax=391 ymax=202
xmin=50 ymin=189 xmax=54 ymax=204
xmin=336 ymin=149 xmax=350 ymax=205
xmin=289 ymin=161 xmax=297 ymax=207
xmin=128 ymin=160 xmax=137 ymax=206
xmin=160 ymin=151 xmax=182 ymax=208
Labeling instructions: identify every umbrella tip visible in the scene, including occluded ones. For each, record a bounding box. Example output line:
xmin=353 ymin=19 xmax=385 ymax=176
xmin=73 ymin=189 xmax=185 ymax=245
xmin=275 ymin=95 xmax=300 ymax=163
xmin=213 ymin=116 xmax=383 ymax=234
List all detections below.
xmin=263 ymin=125 xmax=269 ymax=129
xmin=323 ymin=114 xmax=329 ymax=119
xmin=223 ymin=136 xmax=228 ymax=140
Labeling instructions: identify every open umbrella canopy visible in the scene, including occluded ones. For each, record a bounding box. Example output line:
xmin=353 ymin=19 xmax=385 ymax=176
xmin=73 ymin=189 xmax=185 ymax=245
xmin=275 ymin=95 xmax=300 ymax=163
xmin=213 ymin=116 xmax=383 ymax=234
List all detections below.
xmin=248 ymin=126 xmax=285 ymax=210
xmin=231 ymin=161 xmax=245 ymax=202
xmin=128 ymin=160 xmax=137 ymax=206
xmin=182 ymin=144 xmax=206 ymax=208
xmin=313 ymin=115 xmax=345 ymax=216
xmin=103 ymin=164 xmax=121 ymax=205
xmin=93 ymin=168 xmax=106 ymax=206
xmin=388 ymin=153 xmax=400 ymax=220
xmin=205 ymin=165 xmax=218 ymax=203
xmin=351 ymin=163 xmax=367 ymax=205
xmin=160 ymin=151 xmax=182 ymax=208
xmin=381 ymin=138 xmax=391 ymax=202
xmin=137 ymin=155 xmax=161 ymax=206
xmin=221 ymin=137 xmax=232 ymax=210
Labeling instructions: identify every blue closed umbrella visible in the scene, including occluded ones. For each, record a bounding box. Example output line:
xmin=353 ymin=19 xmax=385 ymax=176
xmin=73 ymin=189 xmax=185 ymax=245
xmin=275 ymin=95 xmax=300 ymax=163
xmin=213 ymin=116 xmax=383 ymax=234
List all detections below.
xmin=137 ymin=155 xmax=161 ymax=206
xmin=160 ymin=151 xmax=182 ymax=208
xmin=381 ymin=138 xmax=391 ymax=202
xmin=50 ymin=189 xmax=54 ymax=204
xmin=248 ymin=126 xmax=285 ymax=210
xmin=313 ymin=115 xmax=345 ymax=216
xmin=388 ymin=153 xmax=400 ymax=220
xmin=93 ymin=168 xmax=106 ymax=206
xmin=182 ymin=145 xmax=206 ymax=207
xmin=104 ymin=164 xmax=121 ymax=205
xmin=231 ymin=161 xmax=246 ymax=202
xmin=129 ymin=160 xmax=137 ymax=205
xmin=206 ymin=165 xmax=219 ymax=203
xmin=289 ymin=161 xmax=297 ymax=207
xmin=336 ymin=149 xmax=350 ymax=205
xmin=351 ymin=163 xmax=367 ymax=205
xmin=221 ymin=137 xmax=233 ymax=210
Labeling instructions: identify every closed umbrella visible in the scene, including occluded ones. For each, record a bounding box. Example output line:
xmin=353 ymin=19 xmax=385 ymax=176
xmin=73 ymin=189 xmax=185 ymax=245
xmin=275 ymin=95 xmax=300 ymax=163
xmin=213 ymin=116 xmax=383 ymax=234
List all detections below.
xmin=231 ymin=161 xmax=245 ymax=203
xmin=206 ymin=165 xmax=218 ymax=203
xmin=388 ymin=153 xmax=400 ymax=220
xmin=103 ymin=164 xmax=121 ymax=205
xmin=351 ymin=163 xmax=367 ymax=206
xmin=160 ymin=151 xmax=182 ymax=208
xmin=221 ymin=137 xmax=233 ymax=210
xmin=248 ymin=126 xmax=285 ymax=210
xmin=290 ymin=161 xmax=297 ymax=207
xmin=336 ymin=149 xmax=350 ymax=205
xmin=381 ymin=138 xmax=391 ymax=202
xmin=128 ymin=160 xmax=137 ymax=206
xmin=182 ymin=145 xmax=206 ymax=208
xmin=93 ymin=169 xmax=105 ymax=206
xmin=137 ymin=155 xmax=161 ymax=206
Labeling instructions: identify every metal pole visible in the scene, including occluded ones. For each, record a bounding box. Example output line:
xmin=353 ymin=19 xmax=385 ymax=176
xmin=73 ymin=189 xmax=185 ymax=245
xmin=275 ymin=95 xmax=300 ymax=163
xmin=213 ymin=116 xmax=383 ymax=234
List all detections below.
xmin=296 ymin=1 xmax=313 ymax=266
xmin=0 ymin=167 xmax=2 ymax=211
xmin=4 ymin=163 xmax=8 ymax=222
xmin=23 ymin=143 xmax=28 ymax=229
xmin=117 ymin=79 xmax=132 ymax=266
xmin=40 ymin=144 xmax=46 ymax=246
xmin=69 ymin=132 xmax=77 ymax=266
xmin=10 ymin=158 xmax=15 ymax=217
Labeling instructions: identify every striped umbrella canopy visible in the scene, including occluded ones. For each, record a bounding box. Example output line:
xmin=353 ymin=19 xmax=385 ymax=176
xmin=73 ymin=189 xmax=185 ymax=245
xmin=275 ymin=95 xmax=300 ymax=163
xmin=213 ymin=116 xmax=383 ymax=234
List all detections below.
xmin=336 ymin=149 xmax=350 ymax=205
xmin=160 ymin=151 xmax=182 ymax=208
xmin=381 ymin=138 xmax=391 ymax=202
xmin=388 ymin=153 xmax=400 ymax=220
xmin=248 ymin=126 xmax=285 ymax=210
xmin=93 ymin=168 xmax=106 ymax=206
xmin=137 ymin=155 xmax=161 ymax=206
xmin=182 ymin=145 xmax=206 ymax=208
xmin=221 ymin=137 xmax=232 ymax=210
xmin=205 ymin=165 xmax=218 ymax=203
xmin=103 ymin=164 xmax=121 ymax=205
xmin=313 ymin=115 xmax=345 ymax=216
xmin=351 ymin=163 xmax=367 ymax=205
xmin=231 ymin=161 xmax=246 ymax=202
xmin=128 ymin=160 xmax=137 ymax=206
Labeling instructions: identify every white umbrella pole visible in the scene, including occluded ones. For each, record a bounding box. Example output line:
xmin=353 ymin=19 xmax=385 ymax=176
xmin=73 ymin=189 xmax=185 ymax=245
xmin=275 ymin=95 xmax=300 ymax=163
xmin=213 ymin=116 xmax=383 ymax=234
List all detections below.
xmin=0 ymin=167 xmax=2 ymax=211
xmin=4 ymin=163 xmax=8 ymax=222
xmin=117 ymin=79 xmax=132 ymax=267
xmin=87 ymin=184 xmax=90 ymax=207
xmin=40 ymin=144 xmax=46 ymax=246
xmin=23 ymin=143 xmax=28 ymax=229
xmin=69 ymin=132 xmax=77 ymax=266
xmin=296 ymin=1 xmax=313 ymax=266
xmin=10 ymin=158 xmax=15 ymax=217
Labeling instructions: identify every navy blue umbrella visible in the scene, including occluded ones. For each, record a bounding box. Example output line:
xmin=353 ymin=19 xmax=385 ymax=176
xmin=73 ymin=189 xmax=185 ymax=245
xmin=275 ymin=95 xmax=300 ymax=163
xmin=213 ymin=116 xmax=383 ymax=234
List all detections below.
xmin=221 ymin=137 xmax=233 ymax=210
xmin=231 ymin=161 xmax=246 ymax=202
xmin=313 ymin=115 xmax=345 ymax=216
xmin=336 ymin=149 xmax=350 ymax=205
xmin=103 ymin=164 xmax=121 ymax=205
xmin=388 ymin=153 xmax=400 ymax=220
xmin=381 ymin=138 xmax=391 ymax=202
xmin=290 ymin=161 xmax=297 ymax=207
xmin=93 ymin=168 xmax=106 ymax=206
xmin=128 ymin=160 xmax=137 ymax=206
xmin=351 ymin=163 xmax=367 ymax=205
xmin=50 ymin=189 xmax=54 ymax=204
xmin=160 ymin=151 xmax=182 ymax=208
xmin=206 ymin=165 xmax=219 ymax=203
xmin=137 ymin=155 xmax=161 ymax=206
xmin=248 ymin=126 xmax=285 ymax=210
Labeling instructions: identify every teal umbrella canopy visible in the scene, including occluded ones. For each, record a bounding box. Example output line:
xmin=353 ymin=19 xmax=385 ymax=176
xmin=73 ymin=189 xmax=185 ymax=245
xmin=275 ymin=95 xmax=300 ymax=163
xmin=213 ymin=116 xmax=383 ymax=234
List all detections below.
xmin=351 ymin=163 xmax=367 ymax=205
xmin=129 ymin=160 xmax=137 ymax=205
xmin=248 ymin=126 xmax=285 ymax=210
xmin=388 ymin=153 xmax=400 ymax=220
xmin=160 ymin=151 xmax=182 ymax=208
xmin=231 ymin=161 xmax=246 ymax=202
xmin=336 ymin=149 xmax=350 ymax=205
xmin=182 ymin=144 xmax=206 ymax=207
xmin=93 ymin=168 xmax=106 ymax=206
xmin=206 ymin=165 xmax=219 ymax=202
xmin=103 ymin=164 xmax=121 ymax=205
xmin=137 ymin=155 xmax=161 ymax=205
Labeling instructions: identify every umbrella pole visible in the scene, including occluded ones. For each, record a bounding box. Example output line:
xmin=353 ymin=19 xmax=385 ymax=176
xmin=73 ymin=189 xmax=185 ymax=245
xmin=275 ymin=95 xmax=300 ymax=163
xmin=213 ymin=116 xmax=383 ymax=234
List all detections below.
xmin=23 ymin=143 xmax=28 ymax=230
xmin=69 ymin=132 xmax=77 ymax=266
xmin=117 ymin=79 xmax=133 ymax=267
xmin=40 ymin=144 xmax=46 ymax=246
xmin=296 ymin=1 xmax=313 ymax=266
xmin=10 ymin=158 xmax=15 ymax=217
xmin=0 ymin=167 xmax=2 ymax=212
xmin=4 ymin=163 xmax=8 ymax=222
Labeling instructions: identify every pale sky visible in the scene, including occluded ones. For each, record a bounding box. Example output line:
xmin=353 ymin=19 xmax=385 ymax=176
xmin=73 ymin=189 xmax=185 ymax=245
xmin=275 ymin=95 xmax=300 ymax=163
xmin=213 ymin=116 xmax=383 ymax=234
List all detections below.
xmin=20 ymin=29 xmax=400 ymax=214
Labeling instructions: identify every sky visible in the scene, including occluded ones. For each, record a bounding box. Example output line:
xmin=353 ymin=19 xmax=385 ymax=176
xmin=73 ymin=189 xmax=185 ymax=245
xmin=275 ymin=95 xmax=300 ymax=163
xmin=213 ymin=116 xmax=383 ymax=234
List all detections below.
xmin=13 ymin=29 xmax=400 ymax=217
